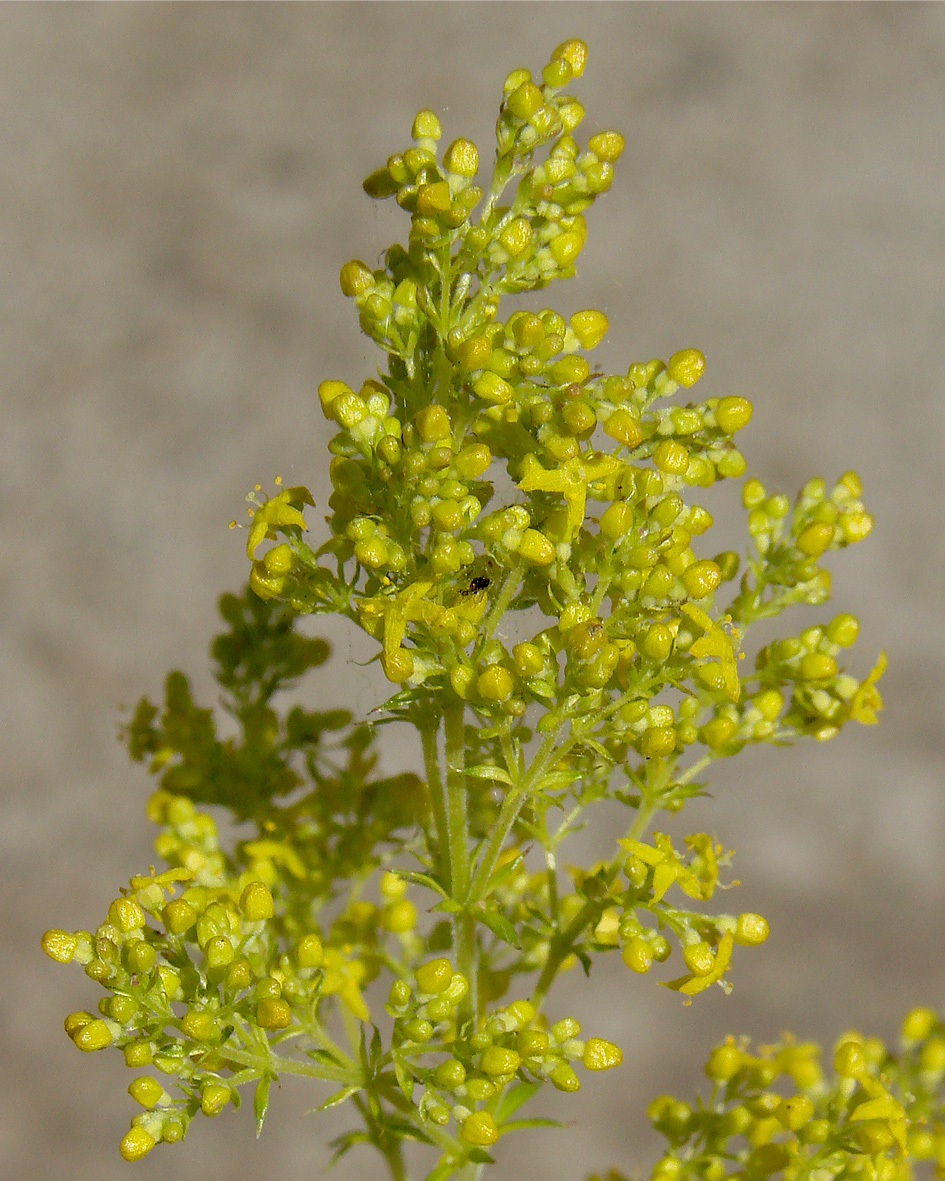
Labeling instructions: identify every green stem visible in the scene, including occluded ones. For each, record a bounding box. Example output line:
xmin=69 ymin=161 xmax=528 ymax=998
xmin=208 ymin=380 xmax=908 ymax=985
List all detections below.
xmin=422 ymin=722 xmax=449 ymax=886
xmin=444 ymin=700 xmax=478 ymax=1022
xmin=467 ymin=724 xmax=570 ymax=905
xmin=531 ymin=798 xmax=658 ymax=1009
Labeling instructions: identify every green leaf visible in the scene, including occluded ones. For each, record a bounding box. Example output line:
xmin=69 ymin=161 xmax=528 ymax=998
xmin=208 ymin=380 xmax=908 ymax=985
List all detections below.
xmin=500 ymin=1116 xmax=566 ymax=1132
xmin=493 ymin=1080 xmax=541 ymax=1123
xmin=394 ymin=1058 xmax=414 ymax=1100
xmin=253 ymin=1075 xmax=271 ymax=1138
xmin=318 ymin=1085 xmax=360 ymax=1110
xmin=402 ymin=871 xmax=450 ymax=900
xmin=465 ymin=763 xmax=513 ymax=785
xmin=474 ymin=903 xmax=521 ymax=949
xmin=484 ymin=853 xmax=524 ymax=895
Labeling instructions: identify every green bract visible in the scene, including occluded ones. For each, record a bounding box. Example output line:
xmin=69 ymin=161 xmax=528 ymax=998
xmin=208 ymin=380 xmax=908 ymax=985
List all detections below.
xmin=44 ymin=37 xmax=928 ymax=1181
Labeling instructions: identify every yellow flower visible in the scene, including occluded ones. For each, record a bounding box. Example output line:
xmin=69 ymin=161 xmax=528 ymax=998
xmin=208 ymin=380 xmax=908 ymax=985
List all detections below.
xmin=846 ymin=651 xmax=886 ymax=724
xmin=245 ymin=482 xmax=314 ymax=559
xmin=661 ymin=931 xmax=734 ymax=998
xmin=518 ymin=450 xmax=623 ymax=538
xmin=681 ymin=603 xmax=741 ymax=702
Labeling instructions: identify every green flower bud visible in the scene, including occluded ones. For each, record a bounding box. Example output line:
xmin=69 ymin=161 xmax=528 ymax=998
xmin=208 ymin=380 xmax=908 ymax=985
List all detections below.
xmin=239 ymin=881 xmax=274 ymax=921
xmin=588 ymin=131 xmax=625 ymax=162
xmin=517 ymin=528 xmax=555 ymax=566
xmin=551 ymin=1017 xmax=581 ymax=1042
xmin=604 ymin=409 xmax=644 ymax=448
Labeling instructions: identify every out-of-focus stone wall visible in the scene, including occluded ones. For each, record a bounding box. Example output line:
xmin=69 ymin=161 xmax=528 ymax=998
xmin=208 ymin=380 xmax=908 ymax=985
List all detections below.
xmin=4 ymin=5 xmax=944 ymax=1180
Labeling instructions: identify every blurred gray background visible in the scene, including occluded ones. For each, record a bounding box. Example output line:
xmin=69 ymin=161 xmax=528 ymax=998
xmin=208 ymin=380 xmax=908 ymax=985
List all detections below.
xmin=3 ymin=4 xmax=945 ymax=1180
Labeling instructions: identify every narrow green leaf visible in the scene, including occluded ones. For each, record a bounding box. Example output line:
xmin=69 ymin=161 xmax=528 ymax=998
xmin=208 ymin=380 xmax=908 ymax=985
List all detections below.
xmin=493 ymin=1080 xmax=541 ymax=1123
xmin=253 ymin=1075 xmax=271 ymax=1138
xmin=500 ymin=1116 xmax=566 ymax=1132
xmin=318 ymin=1084 xmax=359 ymax=1110
xmin=475 ymin=903 xmax=521 ymax=949
xmin=485 ymin=853 xmax=524 ymax=895
xmin=402 ymin=871 xmax=450 ymax=900
xmin=465 ymin=763 xmax=513 ymax=785
xmin=394 ymin=1058 xmax=414 ymax=1100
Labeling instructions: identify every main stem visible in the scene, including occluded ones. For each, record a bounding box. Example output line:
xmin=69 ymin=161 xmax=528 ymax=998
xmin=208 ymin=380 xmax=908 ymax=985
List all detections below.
xmin=444 ymin=700 xmax=478 ymax=1024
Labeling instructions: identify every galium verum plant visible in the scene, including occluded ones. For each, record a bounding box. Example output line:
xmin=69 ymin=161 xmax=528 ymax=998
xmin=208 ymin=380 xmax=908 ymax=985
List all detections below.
xmin=45 ymin=37 xmax=945 ymax=1181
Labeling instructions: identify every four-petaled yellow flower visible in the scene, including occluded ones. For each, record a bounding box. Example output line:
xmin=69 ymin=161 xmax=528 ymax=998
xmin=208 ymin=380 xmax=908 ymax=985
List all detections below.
xmin=682 ymin=603 xmax=741 ymax=702
xmin=846 ymin=651 xmax=886 ymax=724
xmin=518 ymin=450 xmax=623 ymax=538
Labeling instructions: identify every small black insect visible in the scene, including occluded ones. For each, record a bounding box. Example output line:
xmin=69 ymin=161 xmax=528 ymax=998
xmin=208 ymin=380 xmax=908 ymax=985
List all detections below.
xmin=462 ymin=574 xmax=491 ymax=596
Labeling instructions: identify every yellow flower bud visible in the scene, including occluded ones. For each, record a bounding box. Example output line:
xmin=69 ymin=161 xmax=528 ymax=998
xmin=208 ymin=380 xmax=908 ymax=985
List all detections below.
xmin=551 ymin=38 xmax=587 ymax=78
xmin=477 ymin=664 xmax=514 ymax=702
xmin=734 ymin=913 xmax=770 ymax=945
xmin=604 ymin=409 xmax=644 ymax=448
xmin=381 ymin=647 xmax=414 ymax=683
xmin=239 ymin=881 xmax=274 ymax=921
xmin=128 ymin=1075 xmax=165 ymax=1109
xmin=777 ymin=1095 xmax=814 ymax=1131
xmin=474 ymin=372 xmax=514 ymax=404
xmin=339 ymin=259 xmax=375 ymax=297
xmin=839 ymin=510 xmax=874 ymax=543
xmin=162 ymin=898 xmax=197 ymax=936
xmin=715 ymin=396 xmax=753 ymax=434
xmin=119 ymin=1127 xmax=156 ymax=1162
xmin=318 ymin=379 xmax=353 ymax=414
xmin=570 ymin=309 xmax=609 ymax=350
xmin=797 ymin=522 xmax=833 ymax=558
xmin=411 ymin=109 xmax=441 ymax=140
xmin=41 ymin=929 xmax=77 ymax=964
xmin=256 ymin=997 xmax=292 ymax=1030
xmin=416 ymin=957 xmax=453 ymax=995
xmin=681 ymin=560 xmax=722 ymax=599
xmin=500 ymin=217 xmax=532 ymax=257
xmin=73 ymin=1018 xmax=113 ymax=1052
xmin=641 ymin=725 xmax=676 ymax=758
xmin=456 ymin=335 xmax=492 ymax=371
xmin=622 ymin=937 xmax=654 ymax=974
xmin=461 ymin=1110 xmax=499 ymax=1146
xmin=653 ymin=440 xmax=690 ymax=476
xmin=705 ymin=1042 xmax=743 ymax=1081
xmin=902 ymin=1006 xmax=936 ymax=1042
xmin=180 ymin=1010 xmax=216 ymax=1041
xmin=833 ymin=1039 xmax=865 ymax=1078
xmin=800 ymin=653 xmax=837 ymax=681
xmin=415 ymin=181 xmax=452 ymax=216
xmin=517 ymin=528 xmax=555 ymax=566
xmin=549 ymin=230 xmax=584 ymax=266
xmin=201 ymin=1083 xmax=232 ymax=1116
xmin=667 ymin=348 xmax=706 ymax=387
xmin=583 ymin=1038 xmax=623 ymax=1071
xmin=588 ymin=131 xmax=625 ymax=162
xmin=507 ymin=80 xmax=543 ymax=120
xmin=481 ymin=1045 xmax=522 ymax=1076
xmin=682 ymin=941 xmax=715 ymax=976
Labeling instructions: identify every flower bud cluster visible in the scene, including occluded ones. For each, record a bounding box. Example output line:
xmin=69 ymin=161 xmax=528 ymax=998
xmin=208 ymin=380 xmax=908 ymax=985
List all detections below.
xmin=386 ymin=966 xmax=621 ymax=1147
xmin=644 ymin=1014 xmax=945 ymax=1181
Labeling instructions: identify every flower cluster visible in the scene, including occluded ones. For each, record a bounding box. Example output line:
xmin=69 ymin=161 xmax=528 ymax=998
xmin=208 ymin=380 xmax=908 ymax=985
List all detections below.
xmin=43 ymin=36 xmax=907 ymax=1181
xmin=642 ymin=1007 xmax=945 ymax=1181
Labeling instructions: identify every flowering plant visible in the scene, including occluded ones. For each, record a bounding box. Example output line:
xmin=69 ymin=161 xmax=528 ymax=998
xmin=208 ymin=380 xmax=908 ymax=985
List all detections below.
xmin=43 ymin=37 xmax=944 ymax=1181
